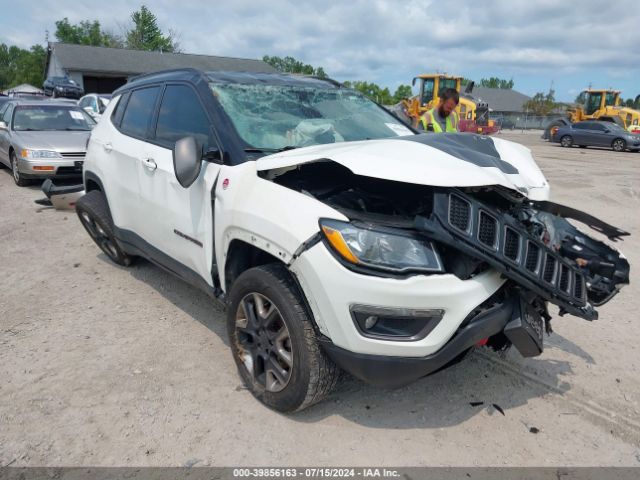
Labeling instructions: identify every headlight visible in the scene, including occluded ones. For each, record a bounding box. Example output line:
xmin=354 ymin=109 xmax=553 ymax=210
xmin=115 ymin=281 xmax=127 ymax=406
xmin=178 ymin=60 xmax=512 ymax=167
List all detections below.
xmin=20 ymin=149 xmax=62 ymax=159
xmin=320 ymin=219 xmax=443 ymax=273
xmin=55 ymin=86 xmax=64 ymax=90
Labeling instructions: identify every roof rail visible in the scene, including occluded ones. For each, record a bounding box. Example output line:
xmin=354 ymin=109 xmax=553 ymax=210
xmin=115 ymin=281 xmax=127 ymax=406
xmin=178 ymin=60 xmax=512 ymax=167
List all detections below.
xmin=127 ymin=67 xmax=202 ymax=83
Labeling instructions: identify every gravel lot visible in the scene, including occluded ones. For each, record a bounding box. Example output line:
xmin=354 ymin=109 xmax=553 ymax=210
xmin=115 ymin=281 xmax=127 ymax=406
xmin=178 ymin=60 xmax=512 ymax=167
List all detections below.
xmin=1 ymin=130 xmax=639 ymax=467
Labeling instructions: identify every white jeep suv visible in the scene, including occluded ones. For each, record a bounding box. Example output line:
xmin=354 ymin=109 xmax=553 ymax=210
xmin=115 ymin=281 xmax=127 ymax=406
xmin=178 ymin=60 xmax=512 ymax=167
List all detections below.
xmin=76 ymin=69 xmax=630 ymax=412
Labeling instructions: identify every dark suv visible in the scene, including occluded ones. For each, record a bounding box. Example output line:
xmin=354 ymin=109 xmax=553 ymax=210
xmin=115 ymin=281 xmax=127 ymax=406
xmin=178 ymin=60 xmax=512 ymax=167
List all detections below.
xmin=43 ymin=76 xmax=84 ymax=99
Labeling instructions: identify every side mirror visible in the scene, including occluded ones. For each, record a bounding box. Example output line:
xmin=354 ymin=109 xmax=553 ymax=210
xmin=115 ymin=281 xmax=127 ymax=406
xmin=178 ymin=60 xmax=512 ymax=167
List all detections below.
xmin=0 ymin=121 xmax=7 ymax=130
xmin=173 ymin=136 xmax=202 ymax=188
xmin=604 ymin=128 xmax=610 ymax=133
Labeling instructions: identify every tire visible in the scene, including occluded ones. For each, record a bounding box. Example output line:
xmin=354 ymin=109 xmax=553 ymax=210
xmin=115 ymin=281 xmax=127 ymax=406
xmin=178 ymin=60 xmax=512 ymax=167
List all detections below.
xmin=10 ymin=150 xmax=31 ymax=186
xmin=612 ymin=138 xmax=627 ymax=152
xmin=227 ymin=263 xmax=340 ymax=412
xmin=579 ymin=145 xmax=587 ymax=148
xmin=560 ymin=135 xmax=573 ymax=148
xmin=75 ymin=190 xmax=134 ymax=267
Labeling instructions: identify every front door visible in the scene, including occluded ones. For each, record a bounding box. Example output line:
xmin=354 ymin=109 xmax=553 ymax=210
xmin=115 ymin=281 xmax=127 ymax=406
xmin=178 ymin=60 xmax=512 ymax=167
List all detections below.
xmin=136 ymin=83 xmax=221 ymax=286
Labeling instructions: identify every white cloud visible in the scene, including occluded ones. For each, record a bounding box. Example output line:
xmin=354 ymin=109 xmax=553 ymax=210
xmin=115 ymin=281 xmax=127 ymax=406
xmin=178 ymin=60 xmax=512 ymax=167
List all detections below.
xmin=2 ymin=0 xmax=639 ymax=98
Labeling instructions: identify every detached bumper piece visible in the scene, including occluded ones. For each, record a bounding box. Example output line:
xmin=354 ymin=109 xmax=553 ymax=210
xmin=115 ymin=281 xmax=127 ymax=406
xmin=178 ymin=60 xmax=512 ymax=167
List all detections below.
xmin=415 ymin=190 xmax=599 ymax=320
xmin=34 ymin=179 xmax=84 ymax=210
xmin=322 ymin=294 xmax=546 ymax=388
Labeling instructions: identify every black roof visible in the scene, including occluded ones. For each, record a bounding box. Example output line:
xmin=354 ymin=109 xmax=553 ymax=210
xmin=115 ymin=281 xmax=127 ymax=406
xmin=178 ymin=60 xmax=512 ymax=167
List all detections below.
xmin=114 ymin=68 xmax=341 ymax=95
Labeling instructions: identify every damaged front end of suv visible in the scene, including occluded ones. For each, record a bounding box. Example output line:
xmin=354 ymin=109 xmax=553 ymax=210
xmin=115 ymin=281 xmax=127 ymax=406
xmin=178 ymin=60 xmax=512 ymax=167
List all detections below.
xmin=258 ymin=133 xmax=630 ymax=387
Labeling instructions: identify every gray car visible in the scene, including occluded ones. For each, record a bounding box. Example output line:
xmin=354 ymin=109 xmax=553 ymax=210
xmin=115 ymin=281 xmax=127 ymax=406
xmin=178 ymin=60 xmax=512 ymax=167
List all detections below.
xmin=0 ymin=100 xmax=95 ymax=186
xmin=552 ymin=120 xmax=640 ymax=152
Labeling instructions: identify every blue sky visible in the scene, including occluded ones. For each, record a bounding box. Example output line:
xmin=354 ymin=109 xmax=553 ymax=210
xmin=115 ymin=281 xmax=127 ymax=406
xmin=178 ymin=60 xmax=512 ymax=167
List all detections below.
xmin=2 ymin=0 xmax=639 ymax=102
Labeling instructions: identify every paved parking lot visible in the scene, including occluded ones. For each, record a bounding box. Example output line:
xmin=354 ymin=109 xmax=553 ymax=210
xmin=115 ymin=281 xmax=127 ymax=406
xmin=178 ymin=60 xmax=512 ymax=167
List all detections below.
xmin=1 ymin=130 xmax=639 ymax=466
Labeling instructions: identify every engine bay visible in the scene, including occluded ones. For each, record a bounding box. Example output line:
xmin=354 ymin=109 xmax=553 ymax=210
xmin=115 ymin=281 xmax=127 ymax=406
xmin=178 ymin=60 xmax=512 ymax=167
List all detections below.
xmin=265 ymin=160 xmax=630 ymax=319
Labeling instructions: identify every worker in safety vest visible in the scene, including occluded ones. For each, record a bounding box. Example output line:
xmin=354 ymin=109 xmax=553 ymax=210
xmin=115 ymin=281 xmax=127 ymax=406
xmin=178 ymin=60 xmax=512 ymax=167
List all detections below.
xmin=419 ymin=88 xmax=460 ymax=132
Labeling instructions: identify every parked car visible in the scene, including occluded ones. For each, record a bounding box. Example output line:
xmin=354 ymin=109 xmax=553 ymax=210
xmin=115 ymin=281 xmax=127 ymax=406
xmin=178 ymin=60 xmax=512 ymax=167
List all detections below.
xmin=552 ymin=120 xmax=640 ymax=152
xmin=78 ymin=94 xmax=112 ymax=120
xmin=0 ymin=100 xmax=95 ymax=186
xmin=42 ymin=76 xmax=84 ymax=99
xmin=76 ymin=69 xmax=629 ymax=412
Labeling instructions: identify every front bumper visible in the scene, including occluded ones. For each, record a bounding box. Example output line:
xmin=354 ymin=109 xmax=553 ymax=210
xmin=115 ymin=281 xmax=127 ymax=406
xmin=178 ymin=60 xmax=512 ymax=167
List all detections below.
xmin=290 ymin=242 xmax=506 ymax=358
xmin=320 ymin=297 xmax=517 ymax=388
xmin=16 ymin=157 xmax=84 ymax=178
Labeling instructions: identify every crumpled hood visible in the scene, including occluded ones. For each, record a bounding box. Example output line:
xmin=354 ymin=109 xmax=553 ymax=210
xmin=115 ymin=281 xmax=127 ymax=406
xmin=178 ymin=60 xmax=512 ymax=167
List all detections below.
xmin=257 ymin=133 xmax=550 ymax=200
xmin=13 ymin=131 xmax=90 ymax=153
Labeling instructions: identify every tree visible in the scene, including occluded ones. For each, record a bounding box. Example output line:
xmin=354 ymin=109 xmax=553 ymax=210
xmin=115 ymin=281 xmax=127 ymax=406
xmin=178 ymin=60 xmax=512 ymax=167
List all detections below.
xmin=125 ymin=5 xmax=179 ymax=52
xmin=480 ymin=77 xmax=514 ymax=89
xmin=262 ymin=55 xmax=327 ymax=78
xmin=524 ymin=88 xmax=558 ymax=115
xmin=392 ymin=84 xmax=412 ymax=103
xmin=55 ymin=18 xmax=122 ymax=48
xmin=0 ymin=43 xmax=47 ymax=90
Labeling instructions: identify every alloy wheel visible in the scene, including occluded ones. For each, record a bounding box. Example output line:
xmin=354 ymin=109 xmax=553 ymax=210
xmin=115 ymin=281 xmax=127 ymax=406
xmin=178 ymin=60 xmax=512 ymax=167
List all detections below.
xmin=560 ymin=136 xmax=572 ymax=148
xmin=234 ymin=292 xmax=293 ymax=392
xmin=11 ymin=153 xmax=20 ymax=184
xmin=79 ymin=211 xmax=120 ymax=261
xmin=612 ymin=139 xmax=625 ymax=152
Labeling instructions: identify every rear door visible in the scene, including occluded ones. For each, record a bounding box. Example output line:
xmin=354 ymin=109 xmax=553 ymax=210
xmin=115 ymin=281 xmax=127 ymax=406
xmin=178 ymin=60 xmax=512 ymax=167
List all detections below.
xmin=570 ymin=122 xmax=589 ymax=144
xmin=136 ymin=83 xmax=221 ymax=285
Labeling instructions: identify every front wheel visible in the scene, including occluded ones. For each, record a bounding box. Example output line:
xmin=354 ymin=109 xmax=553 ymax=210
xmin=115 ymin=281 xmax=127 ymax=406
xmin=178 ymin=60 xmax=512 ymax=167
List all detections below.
xmin=612 ymin=138 xmax=627 ymax=152
xmin=560 ymin=135 xmax=573 ymax=148
xmin=75 ymin=190 xmax=134 ymax=266
xmin=227 ymin=264 xmax=340 ymax=412
xmin=10 ymin=150 xmax=31 ymax=186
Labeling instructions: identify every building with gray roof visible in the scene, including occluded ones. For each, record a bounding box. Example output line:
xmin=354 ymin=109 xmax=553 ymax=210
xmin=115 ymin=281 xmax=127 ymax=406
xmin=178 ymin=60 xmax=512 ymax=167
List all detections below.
xmin=45 ymin=42 xmax=277 ymax=94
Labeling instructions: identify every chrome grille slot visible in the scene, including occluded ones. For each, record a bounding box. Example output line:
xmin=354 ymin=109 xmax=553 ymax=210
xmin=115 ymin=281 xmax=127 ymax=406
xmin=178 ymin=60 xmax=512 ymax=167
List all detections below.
xmin=525 ymin=242 xmax=540 ymax=273
xmin=503 ymin=227 xmax=520 ymax=261
xmin=559 ymin=264 xmax=571 ymax=294
xmin=60 ymin=152 xmax=86 ymax=158
xmin=448 ymin=194 xmax=471 ymax=232
xmin=573 ymin=273 xmax=584 ymax=300
xmin=478 ymin=211 xmax=498 ymax=248
xmin=543 ymin=255 xmax=557 ymax=284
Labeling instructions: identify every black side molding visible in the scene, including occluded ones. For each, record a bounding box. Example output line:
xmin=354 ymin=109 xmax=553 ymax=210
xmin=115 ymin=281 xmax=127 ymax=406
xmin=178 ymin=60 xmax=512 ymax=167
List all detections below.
xmin=531 ymin=200 xmax=630 ymax=241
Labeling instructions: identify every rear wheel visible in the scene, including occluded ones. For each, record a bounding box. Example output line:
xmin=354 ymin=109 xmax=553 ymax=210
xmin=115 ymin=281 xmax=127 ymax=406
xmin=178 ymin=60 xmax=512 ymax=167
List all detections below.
xmin=579 ymin=145 xmax=587 ymax=148
xmin=227 ymin=263 xmax=340 ymax=412
xmin=560 ymin=135 xmax=573 ymax=148
xmin=75 ymin=190 xmax=134 ymax=266
xmin=612 ymin=138 xmax=626 ymax=152
xmin=10 ymin=150 xmax=31 ymax=187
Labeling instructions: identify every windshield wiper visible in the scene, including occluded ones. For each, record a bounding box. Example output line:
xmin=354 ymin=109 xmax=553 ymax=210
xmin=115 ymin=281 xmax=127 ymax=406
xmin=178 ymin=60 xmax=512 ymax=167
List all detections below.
xmin=244 ymin=145 xmax=298 ymax=154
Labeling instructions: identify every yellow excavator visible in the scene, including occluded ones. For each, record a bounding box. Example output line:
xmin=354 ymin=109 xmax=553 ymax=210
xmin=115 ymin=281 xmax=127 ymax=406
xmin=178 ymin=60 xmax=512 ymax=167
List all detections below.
xmin=401 ymin=74 xmax=499 ymax=134
xmin=545 ymin=89 xmax=640 ymax=139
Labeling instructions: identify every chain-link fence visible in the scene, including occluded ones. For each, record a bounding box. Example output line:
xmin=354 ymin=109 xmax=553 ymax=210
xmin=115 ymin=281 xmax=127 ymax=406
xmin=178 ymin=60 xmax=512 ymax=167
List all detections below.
xmin=491 ymin=113 xmax=566 ymax=130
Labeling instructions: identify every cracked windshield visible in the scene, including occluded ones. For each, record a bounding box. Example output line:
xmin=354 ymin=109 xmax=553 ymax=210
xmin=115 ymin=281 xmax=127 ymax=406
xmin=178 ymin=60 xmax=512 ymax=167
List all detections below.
xmin=209 ymin=82 xmax=413 ymax=151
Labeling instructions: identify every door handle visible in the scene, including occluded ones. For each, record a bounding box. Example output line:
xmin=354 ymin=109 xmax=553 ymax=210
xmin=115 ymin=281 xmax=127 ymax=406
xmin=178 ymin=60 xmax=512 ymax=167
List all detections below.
xmin=103 ymin=142 xmax=112 ymax=153
xmin=142 ymin=157 xmax=157 ymax=171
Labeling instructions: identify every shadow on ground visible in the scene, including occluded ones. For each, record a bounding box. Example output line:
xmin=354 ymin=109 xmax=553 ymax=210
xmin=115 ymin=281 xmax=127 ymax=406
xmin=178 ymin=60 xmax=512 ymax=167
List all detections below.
xmin=102 ymin=254 xmax=576 ymax=429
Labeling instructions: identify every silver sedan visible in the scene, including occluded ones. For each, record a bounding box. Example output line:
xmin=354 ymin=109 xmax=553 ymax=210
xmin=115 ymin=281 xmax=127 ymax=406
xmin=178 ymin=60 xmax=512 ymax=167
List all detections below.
xmin=0 ymin=100 xmax=95 ymax=186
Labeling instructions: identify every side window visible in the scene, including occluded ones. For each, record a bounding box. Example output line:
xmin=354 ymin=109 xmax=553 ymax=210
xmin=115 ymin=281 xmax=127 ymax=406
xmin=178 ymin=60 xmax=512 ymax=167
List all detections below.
xmin=110 ymin=93 xmax=129 ymax=127
xmin=2 ymin=105 xmax=14 ymax=125
xmin=91 ymin=97 xmax=98 ymax=112
xmin=155 ymin=84 xmax=213 ymax=150
xmin=120 ymin=87 xmax=160 ymax=138
xmin=79 ymin=97 xmax=88 ymax=108
xmin=591 ymin=123 xmax=605 ymax=132
xmin=574 ymin=123 xmax=588 ymax=130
